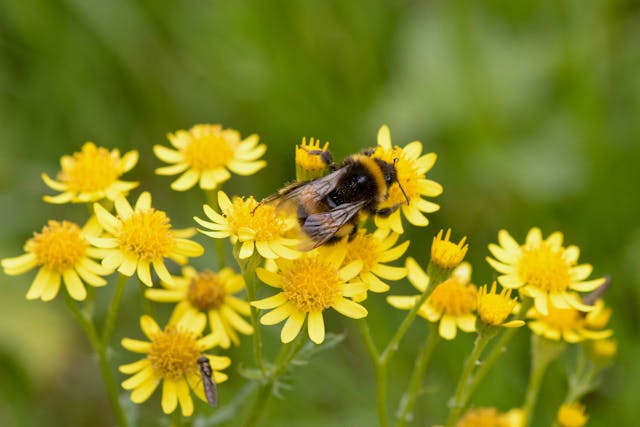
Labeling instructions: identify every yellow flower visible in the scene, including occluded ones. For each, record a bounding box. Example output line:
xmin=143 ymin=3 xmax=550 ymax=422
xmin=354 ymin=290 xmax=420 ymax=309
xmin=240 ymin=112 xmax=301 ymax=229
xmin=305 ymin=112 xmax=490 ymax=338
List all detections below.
xmin=1 ymin=218 xmax=112 ymax=301
xmin=42 ymin=142 xmax=138 ymax=204
xmin=194 ymin=191 xmax=299 ymax=260
xmin=456 ymin=407 xmax=520 ymax=427
xmin=154 ymin=124 xmax=266 ymax=191
xmin=526 ymin=299 xmax=613 ymax=343
xmin=388 ymin=261 xmax=477 ymax=340
xmin=344 ymin=228 xmax=409 ymax=302
xmin=372 ymin=125 xmax=442 ymax=233
xmin=590 ymin=338 xmax=617 ymax=363
xmin=252 ymin=245 xmax=367 ymax=344
xmin=145 ymin=266 xmax=253 ymax=349
xmin=431 ymin=228 xmax=469 ymax=270
xmin=296 ymin=137 xmax=332 ymax=181
xmin=486 ymin=228 xmax=605 ymax=315
xmin=88 ymin=192 xmax=204 ymax=286
xmin=119 ymin=313 xmax=230 ymax=416
xmin=556 ymin=402 xmax=588 ymax=427
xmin=476 ymin=282 xmax=525 ymax=328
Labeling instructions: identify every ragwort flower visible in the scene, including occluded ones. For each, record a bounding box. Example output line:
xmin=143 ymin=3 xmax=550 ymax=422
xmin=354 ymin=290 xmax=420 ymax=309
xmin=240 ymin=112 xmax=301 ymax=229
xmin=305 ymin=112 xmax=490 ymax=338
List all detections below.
xmin=556 ymin=402 xmax=588 ymax=427
xmin=456 ymin=407 xmax=522 ymax=427
xmin=89 ymin=192 xmax=203 ymax=286
xmin=388 ymin=262 xmax=477 ymax=340
xmin=372 ymin=125 xmax=442 ymax=233
xmin=1 ymin=218 xmax=112 ymax=301
xmin=252 ymin=245 xmax=367 ymax=344
xmin=154 ymin=124 xmax=266 ymax=191
xmin=119 ymin=313 xmax=230 ymax=416
xmin=145 ymin=266 xmax=253 ymax=349
xmin=195 ymin=191 xmax=299 ymax=260
xmin=296 ymin=137 xmax=332 ymax=181
xmin=42 ymin=142 xmax=138 ymax=203
xmin=526 ymin=299 xmax=613 ymax=343
xmin=476 ymin=282 xmax=525 ymax=329
xmin=486 ymin=228 xmax=605 ymax=315
xmin=344 ymin=228 xmax=409 ymax=302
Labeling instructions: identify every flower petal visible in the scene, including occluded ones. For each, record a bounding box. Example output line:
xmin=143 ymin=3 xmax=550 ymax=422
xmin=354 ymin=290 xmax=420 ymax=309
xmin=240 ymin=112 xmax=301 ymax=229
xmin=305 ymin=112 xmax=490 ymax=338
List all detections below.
xmin=307 ymin=311 xmax=325 ymax=344
xmin=332 ymin=297 xmax=367 ymax=319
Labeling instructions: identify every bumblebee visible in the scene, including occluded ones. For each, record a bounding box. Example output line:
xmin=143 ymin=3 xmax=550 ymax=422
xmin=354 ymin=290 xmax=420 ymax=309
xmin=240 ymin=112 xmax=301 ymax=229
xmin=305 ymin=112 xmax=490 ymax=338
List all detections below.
xmin=256 ymin=147 xmax=409 ymax=248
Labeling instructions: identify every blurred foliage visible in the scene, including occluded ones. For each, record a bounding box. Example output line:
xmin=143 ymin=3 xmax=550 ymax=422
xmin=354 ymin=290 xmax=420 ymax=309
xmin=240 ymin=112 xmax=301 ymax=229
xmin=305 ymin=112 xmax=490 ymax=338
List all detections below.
xmin=1 ymin=0 xmax=639 ymax=426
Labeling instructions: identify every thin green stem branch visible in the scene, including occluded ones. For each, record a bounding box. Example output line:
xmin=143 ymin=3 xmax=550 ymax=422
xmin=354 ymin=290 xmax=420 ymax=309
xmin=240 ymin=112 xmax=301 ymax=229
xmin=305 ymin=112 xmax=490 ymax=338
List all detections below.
xmin=102 ymin=274 xmax=128 ymax=348
xmin=395 ymin=324 xmax=439 ymax=427
xmin=445 ymin=328 xmax=494 ymax=427
xmin=238 ymin=253 xmax=265 ymax=376
xmin=64 ymin=293 xmax=128 ymax=427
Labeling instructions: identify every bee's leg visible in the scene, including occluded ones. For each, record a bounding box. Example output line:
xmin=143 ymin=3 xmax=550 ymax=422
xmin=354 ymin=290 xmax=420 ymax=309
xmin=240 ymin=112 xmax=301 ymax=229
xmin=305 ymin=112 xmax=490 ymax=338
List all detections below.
xmin=301 ymin=147 xmax=336 ymax=170
xmin=375 ymin=203 xmax=403 ymax=218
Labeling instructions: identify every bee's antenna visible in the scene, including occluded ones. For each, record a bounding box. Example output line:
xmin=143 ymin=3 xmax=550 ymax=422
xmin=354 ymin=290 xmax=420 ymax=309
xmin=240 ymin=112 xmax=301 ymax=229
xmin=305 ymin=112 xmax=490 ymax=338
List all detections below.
xmin=393 ymin=158 xmax=410 ymax=205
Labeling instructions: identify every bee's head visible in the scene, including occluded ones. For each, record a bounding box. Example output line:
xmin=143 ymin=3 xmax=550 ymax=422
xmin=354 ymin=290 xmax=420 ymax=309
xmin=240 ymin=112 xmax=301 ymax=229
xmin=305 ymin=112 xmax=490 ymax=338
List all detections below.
xmin=373 ymin=158 xmax=410 ymax=204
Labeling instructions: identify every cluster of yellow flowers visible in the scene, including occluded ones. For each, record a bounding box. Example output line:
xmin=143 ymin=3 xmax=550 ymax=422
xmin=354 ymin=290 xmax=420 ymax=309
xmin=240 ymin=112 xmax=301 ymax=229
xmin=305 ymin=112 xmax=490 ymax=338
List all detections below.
xmin=1 ymin=123 xmax=615 ymax=426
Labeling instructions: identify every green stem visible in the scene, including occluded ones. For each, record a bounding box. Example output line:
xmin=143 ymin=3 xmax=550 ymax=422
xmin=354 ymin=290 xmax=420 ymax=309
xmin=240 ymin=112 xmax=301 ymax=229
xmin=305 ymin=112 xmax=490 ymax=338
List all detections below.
xmin=395 ymin=324 xmax=439 ymax=427
xmin=444 ymin=327 xmax=495 ymax=427
xmin=521 ymin=335 xmax=566 ymax=427
xmin=101 ymin=274 xmax=129 ymax=348
xmin=64 ymin=293 xmax=128 ymax=427
xmin=243 ymin=381 xmax=274 ymax=427
xmin=357 ymin=319 xmax=387 ymax=427
xmin=237 ymin=252 xmax=265 ymax=376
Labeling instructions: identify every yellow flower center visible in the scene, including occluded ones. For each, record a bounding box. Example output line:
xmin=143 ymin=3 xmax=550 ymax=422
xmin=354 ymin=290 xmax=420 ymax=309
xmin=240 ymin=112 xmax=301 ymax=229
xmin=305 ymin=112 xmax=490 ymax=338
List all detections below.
xmin=456 ymin=407 xmax=509 ymax=427
xmin=148 ymin=326 xmax=200 ymax=380
xmin=431 ymin=229 xmax=468 ymax=269
xmin=540 ymin=305 xmax=583 ymax=331
xmin=281 ymin=258 xmax=341 ymax=312
xmin=188 ymin=271 xmax=227 ymax=311
xmin=118 ymin=209 xmax=174 ymax=261
xmin=182 ymin=125 xmax=237 ymax=171
xmin=374 ymin=146 xmax=420 ymax=206
xmin=345 ymin=233 xmax=378 ymax=272
xmin=227 ymin=198 xmax=289 ymax=241
xmin=59 ymin=142 xmax=121 ymax=193
xmin=518 ymin=243 xmax=571 ymax=292
xmin=556 ymin=403 xmax=588 ymax=427
xmin=429 ymin=278 xmax=477 ymax=316
xmin=477 ymin=284 xmax=516 ymax=326
xmin=27 ymin=220 xmax=87 ymax=272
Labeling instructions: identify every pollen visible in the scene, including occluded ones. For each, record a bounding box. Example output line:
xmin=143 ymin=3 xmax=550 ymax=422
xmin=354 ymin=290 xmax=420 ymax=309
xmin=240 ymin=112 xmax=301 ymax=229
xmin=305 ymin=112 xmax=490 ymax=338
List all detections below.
xmin=26 ymin=220 xmax=87 ymax=272
xmin=429 ymin=277 xmax=476 ymax=316
xmin=148 ymin=326 xmax=201 ymax=381
xmin=518 ymin=243 xmax=571 ymax=292
xmin=59 ymin=142 xmax=121 ymax=193
xmin=477 ymin=283 xmax=517 ymax=326
xmin=281 ymin=258 xmax=341 ymax=313
xmin=181 ymin=125 xmax=236 ymax=171
xmin=118 ymin=209 xmax=175 ymax=262
xmin=345 ymin=233 xmax=378 ymax=271
xmin=431 ymin=229 xmax=468 ymax=269
xmin=227 ymin=197 xmax=286 ymax=241
xmin=187 ymin=270 xmax=227 ymax=311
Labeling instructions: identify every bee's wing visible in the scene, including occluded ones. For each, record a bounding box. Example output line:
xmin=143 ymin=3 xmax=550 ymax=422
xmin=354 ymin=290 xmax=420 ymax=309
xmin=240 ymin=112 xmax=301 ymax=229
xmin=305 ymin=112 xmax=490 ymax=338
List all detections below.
xmin=270 ymin=168 xmax=347 ymax=204
xmin=302 ymin=200 xmax=367 ymax=247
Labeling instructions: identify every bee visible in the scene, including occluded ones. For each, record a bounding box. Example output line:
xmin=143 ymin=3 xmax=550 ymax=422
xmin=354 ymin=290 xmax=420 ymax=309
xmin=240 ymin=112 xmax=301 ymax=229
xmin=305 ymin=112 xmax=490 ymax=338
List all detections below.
xmin=256 ymin=147 xmax=409 ymax=248
xmin=197 ymin=355 xmax=218 ymax=408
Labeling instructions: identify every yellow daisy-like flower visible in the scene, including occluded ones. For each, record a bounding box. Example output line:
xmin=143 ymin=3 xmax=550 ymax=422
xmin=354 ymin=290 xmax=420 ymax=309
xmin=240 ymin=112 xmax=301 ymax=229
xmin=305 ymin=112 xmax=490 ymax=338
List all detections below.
xmin=119 ymin=313 xmax=230 ymax=416
xmin=194 ymin=191 xmax=299 ymax=260
xmin=88 ymin=192 xmax=204 ymax=286
xmin=42 ymin=142 xmax=138 ymax=204
xmin=476 ymin=282 xmax=525 ymax=328
xmin=251 ymin=245 xmax=367 ymax=344
xmin=431 ymin=228 xmax=469 ymax=270
xmin=486 ymin=228 xmax=605 ymax=315
xmin=344 ymin=228 xmax=409 ymax=302
xmin=388 ymin=261 xmax=477 ymax=340
xmin=371 ymin=125 xmax=442 ymax=233
xmin=526 ymin=299 xmax=613 ymax=343
xmin=456 ymin=407 xmax=520 ymax=427
xmin=145 ymin=266 xmax=253 ymax=349
xmin=556 ymin=402 xmax=588 ymax=427
xmin=590 ymin=338 xmax=617 ymax=364
xmin=154 ymin=124 xmax=266 ymax=191
xmin=1 ymin=218 xmax=112 ymax=301
xmin=296 ymin=137 xmax=332 ymax=181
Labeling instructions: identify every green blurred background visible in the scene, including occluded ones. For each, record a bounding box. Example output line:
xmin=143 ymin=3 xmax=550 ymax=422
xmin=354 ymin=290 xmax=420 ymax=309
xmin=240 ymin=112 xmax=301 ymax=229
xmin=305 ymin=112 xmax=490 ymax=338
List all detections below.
xmin=1 ymin=0 xmax=639 ymax=425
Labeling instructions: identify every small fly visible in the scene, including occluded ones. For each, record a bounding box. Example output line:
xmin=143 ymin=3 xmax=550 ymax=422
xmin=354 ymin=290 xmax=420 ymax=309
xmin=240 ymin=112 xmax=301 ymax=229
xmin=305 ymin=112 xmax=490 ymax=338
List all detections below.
xmin=197 ymin=355 xmax=218 ymax=408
